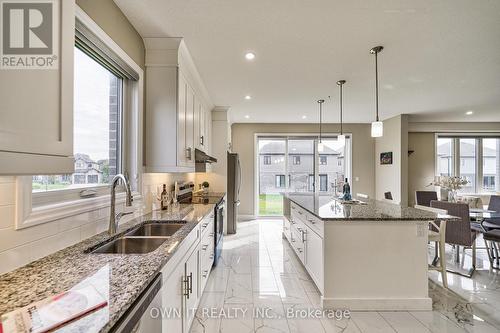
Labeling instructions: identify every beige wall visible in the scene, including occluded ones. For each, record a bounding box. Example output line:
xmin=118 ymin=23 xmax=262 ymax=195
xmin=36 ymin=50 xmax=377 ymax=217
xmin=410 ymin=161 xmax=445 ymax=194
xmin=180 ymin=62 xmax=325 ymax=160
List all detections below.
xmin=76 ymin=0 xmax=145 ymax=69
xmin=408 ymin=132 xmax=435 ymax=206
xmin=231 ymin=123 xmax=375 ymax=216
xmin=375 ymin=115 xmax=409 ymax=205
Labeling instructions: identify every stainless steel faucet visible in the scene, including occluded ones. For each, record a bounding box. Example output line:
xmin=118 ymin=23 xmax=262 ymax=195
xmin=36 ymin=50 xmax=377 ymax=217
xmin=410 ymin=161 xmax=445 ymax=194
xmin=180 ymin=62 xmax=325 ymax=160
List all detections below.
xmin=109 ymin=173 xmax=134 ymax=235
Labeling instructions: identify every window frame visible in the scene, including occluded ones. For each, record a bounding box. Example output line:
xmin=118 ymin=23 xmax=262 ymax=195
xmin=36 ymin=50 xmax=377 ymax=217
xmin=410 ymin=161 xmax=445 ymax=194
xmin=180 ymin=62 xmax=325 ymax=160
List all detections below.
xmin=263 ymin=155 xmax=271 ymax=165
xmin=292 ymin=155 xmax=301 ymax=165
xmin=435 ymin=133 xmax=500 ymax=194
xmin=319 ymin=155 xmax=327 ymax=165
xmin=15 ymin=6 xmax=144 ymax=230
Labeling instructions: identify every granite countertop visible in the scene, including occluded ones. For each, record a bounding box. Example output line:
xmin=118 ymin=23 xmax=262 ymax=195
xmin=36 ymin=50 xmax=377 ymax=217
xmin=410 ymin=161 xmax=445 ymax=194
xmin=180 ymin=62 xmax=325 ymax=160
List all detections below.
xmin=285 ymin=193 xmax=459 ymax=222
xmin=0 ymin=199 xmax=221 ymax=333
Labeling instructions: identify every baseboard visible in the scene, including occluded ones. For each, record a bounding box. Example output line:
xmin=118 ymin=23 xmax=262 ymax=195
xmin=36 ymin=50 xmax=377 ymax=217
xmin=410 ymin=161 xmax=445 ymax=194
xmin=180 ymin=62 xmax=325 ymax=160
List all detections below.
xmin=321 ymin=297 xmax=432 ymax=311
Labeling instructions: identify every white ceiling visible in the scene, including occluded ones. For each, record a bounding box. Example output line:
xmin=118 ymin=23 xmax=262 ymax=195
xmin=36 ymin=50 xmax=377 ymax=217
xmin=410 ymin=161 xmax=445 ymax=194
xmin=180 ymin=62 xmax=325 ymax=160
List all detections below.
xmin=114 ymin=0 xmax=500 ymax=124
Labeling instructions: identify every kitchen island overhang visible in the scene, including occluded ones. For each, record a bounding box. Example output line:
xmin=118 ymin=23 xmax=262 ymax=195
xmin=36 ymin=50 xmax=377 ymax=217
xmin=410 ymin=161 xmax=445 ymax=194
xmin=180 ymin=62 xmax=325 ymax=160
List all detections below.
xmin=283 ymin=193 xmax=459 ymax=311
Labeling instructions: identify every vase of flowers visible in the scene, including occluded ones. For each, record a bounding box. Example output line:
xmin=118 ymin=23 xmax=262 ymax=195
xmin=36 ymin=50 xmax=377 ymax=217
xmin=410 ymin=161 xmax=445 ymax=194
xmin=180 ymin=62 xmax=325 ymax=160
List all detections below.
xmin=429 ymin=176 xmax=469 ymax=202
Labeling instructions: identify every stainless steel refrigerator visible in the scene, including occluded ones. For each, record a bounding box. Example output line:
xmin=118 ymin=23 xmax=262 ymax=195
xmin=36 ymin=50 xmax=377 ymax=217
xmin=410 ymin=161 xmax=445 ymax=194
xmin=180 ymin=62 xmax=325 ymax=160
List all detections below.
xmin=227 ymin=151 xmax=241 ymax=234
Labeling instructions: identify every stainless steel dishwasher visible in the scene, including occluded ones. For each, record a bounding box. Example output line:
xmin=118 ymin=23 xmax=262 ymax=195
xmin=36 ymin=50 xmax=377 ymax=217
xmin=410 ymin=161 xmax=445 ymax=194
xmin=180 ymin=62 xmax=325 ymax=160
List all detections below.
xmin=112 ymin=273 xmax=162 ymax=333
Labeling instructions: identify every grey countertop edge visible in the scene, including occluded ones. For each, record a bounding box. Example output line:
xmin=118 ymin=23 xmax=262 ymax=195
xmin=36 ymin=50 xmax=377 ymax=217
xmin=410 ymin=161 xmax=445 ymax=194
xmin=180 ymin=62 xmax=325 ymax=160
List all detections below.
xmin=284 ymin=193 xmax=460 ymax=222
xmin=0 ymin=196 xmax=224 ymax=333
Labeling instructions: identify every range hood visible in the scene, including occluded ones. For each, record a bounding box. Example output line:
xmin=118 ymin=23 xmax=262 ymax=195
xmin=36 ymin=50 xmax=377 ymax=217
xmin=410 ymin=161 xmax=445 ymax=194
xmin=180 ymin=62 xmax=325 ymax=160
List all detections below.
xmin=195 ymin=148 xmax=217 ymax=172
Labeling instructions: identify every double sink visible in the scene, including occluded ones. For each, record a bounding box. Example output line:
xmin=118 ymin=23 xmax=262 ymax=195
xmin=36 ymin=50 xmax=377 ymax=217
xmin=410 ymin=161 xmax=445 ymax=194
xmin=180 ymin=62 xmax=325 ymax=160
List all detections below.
xmin=90 ymin=222 xmax=186 ymax=254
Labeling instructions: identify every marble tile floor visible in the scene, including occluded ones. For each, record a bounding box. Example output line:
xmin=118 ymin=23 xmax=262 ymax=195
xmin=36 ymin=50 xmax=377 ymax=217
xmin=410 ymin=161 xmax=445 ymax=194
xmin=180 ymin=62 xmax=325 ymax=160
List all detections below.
xmin=190 ymin=219 xmax=500 ymax=333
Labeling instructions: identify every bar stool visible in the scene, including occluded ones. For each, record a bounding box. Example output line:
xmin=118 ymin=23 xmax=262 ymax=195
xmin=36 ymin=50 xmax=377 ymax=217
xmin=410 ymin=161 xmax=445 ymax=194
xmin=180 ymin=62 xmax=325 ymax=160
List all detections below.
xmin=415 ymin=204 xmax=448 ymax=288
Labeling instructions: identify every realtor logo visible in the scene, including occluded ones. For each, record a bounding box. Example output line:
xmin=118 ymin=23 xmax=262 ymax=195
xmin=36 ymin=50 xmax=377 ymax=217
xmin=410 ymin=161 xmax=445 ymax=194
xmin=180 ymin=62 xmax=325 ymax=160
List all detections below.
xmin=1 ymin=0 xmax=58 ymax=69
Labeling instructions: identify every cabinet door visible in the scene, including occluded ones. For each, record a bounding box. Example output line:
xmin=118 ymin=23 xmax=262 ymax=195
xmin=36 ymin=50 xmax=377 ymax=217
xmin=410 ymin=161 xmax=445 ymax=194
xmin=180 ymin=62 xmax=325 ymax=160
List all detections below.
xmin=177 ymin=72 xmax=188 ymax=166
xmin=305 ymin=228 xmax=324 ymax=293
xmin=184 ymin=247 xmax=199 ymax=331
xmin=199 ymin=103 xmax=205 ymax=151
xmin=161 ymin=258 xmax=185 ymax=333
xmin=0 ymin=0 xmax=74 ymax=174
xmin=185 ymin=85 xmax=195 ymax=165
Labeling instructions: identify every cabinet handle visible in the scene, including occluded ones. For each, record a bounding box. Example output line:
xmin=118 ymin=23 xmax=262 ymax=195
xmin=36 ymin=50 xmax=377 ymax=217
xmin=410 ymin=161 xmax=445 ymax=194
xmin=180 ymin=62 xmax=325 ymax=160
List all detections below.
xmin=297 ymin=248 xmax=303 ymax=253
xmin=298 ymin=211 xmax=303 ymax=215
xmin=185 ymin=147 xmax=192 ymax=160
xmin=202 ymin=244 xmax=209 ymax=250
xmin=188 ymin=272 xmax=193 ymax=295
xmin=183 ymin=276 xmax=190 ymax=298
xmin=200 ymin=136 xmax=204 ymax=146
xmin=202 ymin=270 xmax=209 ymax=278
xmin=209 ymin=232 xmax=214 ymax=237
xmin=308 ymin=218 xmax=316 ymax=224
xmin=202 ymin=223 xmax=208 ymax=229
xmin=301 ymin=229 xmax=307 ymax=242
xmin=209 ymin=254 xmax=214 ymax=260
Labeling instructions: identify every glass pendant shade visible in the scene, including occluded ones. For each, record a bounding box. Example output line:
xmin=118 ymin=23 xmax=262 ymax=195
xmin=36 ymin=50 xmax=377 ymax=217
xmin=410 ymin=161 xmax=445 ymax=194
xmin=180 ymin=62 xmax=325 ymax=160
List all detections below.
xmin=337 ymin=134 xmax=346 ymax=145
xmin=371 ymin=121 xmax=383 ymax=137
xmin=318 ymin=141 xmax=324 ymax=152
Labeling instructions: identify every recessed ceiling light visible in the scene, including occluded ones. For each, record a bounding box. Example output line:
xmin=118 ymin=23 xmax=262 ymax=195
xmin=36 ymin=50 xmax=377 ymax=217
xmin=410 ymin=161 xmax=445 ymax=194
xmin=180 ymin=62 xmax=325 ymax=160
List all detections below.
xmin=245 ymin=52 xmax=256 ymax=60
xmin=302 ymin=115 xmax=307 ymax=119
xmin=465 ymin=110 xmax=474 ymax=115
xmin=244 ymin=95 xmax=252 ymax=100
xmin=244 ymin=115 xmax=250 ymax=119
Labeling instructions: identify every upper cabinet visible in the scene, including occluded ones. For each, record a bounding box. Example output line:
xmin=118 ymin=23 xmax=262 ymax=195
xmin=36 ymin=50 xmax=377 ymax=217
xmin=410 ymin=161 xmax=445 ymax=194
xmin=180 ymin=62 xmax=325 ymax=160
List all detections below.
xmin=0 ymin=0 xmax=75 ymax=175
xmin=144 ymin=38 xmax=214 ymax=173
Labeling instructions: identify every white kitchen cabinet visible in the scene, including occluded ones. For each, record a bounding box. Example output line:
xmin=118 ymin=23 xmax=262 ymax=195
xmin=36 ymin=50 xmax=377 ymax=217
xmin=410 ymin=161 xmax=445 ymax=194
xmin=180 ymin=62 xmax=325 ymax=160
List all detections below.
xmin=161 ymin=256 xmax=185 ymax=333
xmin=184 ymin=247 xmax=199 ymax=330
xmin=144 ymin=38 xmax=213 ymax=173
xmin=0 ymin=0 xmax=75 ymax=175
xmin=305 ymin=227 xmax=324 ymax=293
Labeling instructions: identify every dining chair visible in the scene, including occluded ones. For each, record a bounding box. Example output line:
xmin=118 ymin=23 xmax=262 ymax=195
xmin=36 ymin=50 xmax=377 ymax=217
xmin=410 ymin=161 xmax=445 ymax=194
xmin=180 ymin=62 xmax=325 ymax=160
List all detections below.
xmin=415 ymin=191 xmax=438 ymax=207
xmin=483 ymin=229 xmax=500 ymax=269
xmin=482 ymin=195 xmax=500 ymax=230
xmin=384 ymin=192 xmax=393 ymax=200
xmin=415 ymin=204 xmax=448 ymax=288
xmin=430 ymin=200 xmax=477 ymax=277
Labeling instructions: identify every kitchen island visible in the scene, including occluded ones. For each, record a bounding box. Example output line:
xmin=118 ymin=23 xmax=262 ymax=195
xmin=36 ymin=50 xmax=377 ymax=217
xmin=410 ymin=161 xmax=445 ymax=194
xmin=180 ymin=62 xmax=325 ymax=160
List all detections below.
xmin=283 ymin=193 xmax=458 ymax=311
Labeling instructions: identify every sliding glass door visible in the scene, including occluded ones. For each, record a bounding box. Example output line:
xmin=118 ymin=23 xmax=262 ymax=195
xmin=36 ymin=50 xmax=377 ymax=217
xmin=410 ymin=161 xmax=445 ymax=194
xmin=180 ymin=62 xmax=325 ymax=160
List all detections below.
xmin=257 ymin=135 xmax=351 ymax=216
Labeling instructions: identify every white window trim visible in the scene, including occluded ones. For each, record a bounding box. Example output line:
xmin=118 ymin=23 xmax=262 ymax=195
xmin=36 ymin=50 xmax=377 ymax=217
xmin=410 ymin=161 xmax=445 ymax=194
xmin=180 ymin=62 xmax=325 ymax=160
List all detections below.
xmin=15 ymin=6 xmax=144 ymax=230
xmin=435 ymin=133 xmax=500 ymax=194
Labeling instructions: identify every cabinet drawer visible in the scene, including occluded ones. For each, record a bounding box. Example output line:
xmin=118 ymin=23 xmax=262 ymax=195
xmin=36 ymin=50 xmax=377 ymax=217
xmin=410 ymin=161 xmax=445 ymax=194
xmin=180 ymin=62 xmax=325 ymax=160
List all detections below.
xmin=290 ymin=226 xmax=305 ymax=263
xmin=304 ymin=213 xmax=324 ymax=237
xmin=199 ymin=242 xmax=214 ymax=294
xmin=200 ymin=214 xmax=214 ymax=238
xmin=283 ymin=217 xmax=291 ymax=241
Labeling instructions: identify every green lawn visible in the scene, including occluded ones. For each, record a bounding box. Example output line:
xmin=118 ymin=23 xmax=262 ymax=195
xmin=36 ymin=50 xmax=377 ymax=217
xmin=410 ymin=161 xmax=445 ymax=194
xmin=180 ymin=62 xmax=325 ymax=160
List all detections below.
xmin=259 ymin=194 xmax=283 ymax=216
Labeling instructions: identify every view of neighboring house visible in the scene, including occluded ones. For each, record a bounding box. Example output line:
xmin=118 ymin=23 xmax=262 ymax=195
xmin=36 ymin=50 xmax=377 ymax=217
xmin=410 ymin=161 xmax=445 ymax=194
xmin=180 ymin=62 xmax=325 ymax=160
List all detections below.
xmin=258 ymin=139 xmax=346 ymax=195
xmin=437 ymin=138 xmax=500 ymax=193
xmin=32 ymin=153 xmax=112 ymax=192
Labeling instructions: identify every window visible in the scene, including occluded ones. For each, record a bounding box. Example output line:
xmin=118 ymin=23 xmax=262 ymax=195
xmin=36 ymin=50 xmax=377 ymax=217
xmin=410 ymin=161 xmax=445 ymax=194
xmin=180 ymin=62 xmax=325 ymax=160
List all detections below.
xmin=459 ymin=138 xmax=476 ymax=193
xmin=32 ymin=47 xmax=122 ymax=193
xmin=483 ymin=138 xmax=499 ymax=192
xmin=275 ymin=175 xmax=286 ymax=188
xmin=319 ymin=174 xmax=328 ymax=192
xmin=436 ymin=138 xmax=454 ymax=177
xmin=263 ymin=155 xmax=272 ymax=165
xmin=308 ymin=174 xmax=314 ymax=192
xmin=319 ymin=155 xmax=327 ymax=165
xmin=292 ymin=156 xmax=301 ymax=165
xmin=436 ymin=136 xmax=500 ymax=193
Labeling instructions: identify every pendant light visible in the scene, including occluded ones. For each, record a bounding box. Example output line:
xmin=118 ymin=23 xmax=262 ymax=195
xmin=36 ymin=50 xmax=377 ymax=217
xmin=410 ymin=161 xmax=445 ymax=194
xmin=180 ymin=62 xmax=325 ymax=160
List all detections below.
xmin=370 ymin=46 xmax=384 ymax=138
xmin=317 ymin=99 xmax=325 ymax=152
xmin=336 ymin=80 xmax=346 ymax=145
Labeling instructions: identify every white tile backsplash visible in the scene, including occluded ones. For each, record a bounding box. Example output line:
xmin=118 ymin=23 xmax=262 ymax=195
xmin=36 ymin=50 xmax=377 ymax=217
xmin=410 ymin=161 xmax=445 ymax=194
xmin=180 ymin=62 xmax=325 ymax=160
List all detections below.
xmin=0 ymin=173 xmax=194 ymax=275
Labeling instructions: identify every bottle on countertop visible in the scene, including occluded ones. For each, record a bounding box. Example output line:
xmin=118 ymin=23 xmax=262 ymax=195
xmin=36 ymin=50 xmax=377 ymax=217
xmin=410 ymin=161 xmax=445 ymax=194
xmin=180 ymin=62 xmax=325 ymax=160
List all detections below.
xmin=160 ymin=184 xmax=168 ymax=210
xmin=342 ymin=178 xmax=352 ymax=201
